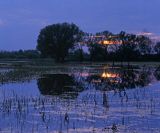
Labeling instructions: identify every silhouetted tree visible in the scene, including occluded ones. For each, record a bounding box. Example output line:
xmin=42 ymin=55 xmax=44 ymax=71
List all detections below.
xmin=117 ymin=32 xmax=140 ymax=62
xmin=96 ymin=30 xmax=113 ymax=37
xmin=89 ymin=43 xmax=106 ymax=61
xmin=137 ymin=35 xmax=152 ymax=55
xmin=95 ymin=31 xmax=114 ymax=61
xmin=154 ymin=42 xmax=160 ymax=55
xmin=37 ymin=23 xmax=83 ymax=62
xmin=72 ymin=49 xmax=84 ymax=61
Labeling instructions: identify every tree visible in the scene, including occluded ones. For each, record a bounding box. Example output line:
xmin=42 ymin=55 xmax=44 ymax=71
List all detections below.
xmin=89 ymin=43 xmax=106 ymax=61
xmin=96 ymin=30 xmax=113 ymax=37
xmin=93 ymin=31 xmax=114 ymax=61
xmin=137 ymin=35 xmax=152 ymax=55
xmin=37 ymin=23 xmax=83 ymax=62
xmin=117 ymin=32 xmax=140 ymax=62
xmin=154 ymin=42 xmax=160 ymax=55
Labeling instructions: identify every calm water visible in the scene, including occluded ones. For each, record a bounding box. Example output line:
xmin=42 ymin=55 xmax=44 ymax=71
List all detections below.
xmin=0 ymin=64 xmax=160 ymax=133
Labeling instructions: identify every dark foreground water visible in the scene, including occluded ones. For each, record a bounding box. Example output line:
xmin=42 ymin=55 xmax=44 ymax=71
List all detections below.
xmin=0 ymin=64 xmax=160 ymax=133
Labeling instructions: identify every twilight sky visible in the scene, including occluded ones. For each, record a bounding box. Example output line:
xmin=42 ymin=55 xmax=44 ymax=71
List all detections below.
xmin=0 ymin=0 xmax=160 ymax=50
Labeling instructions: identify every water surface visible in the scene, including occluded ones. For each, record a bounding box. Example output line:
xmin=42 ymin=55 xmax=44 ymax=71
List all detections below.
xmin=0 ymin=64 xmax=160 ymax=133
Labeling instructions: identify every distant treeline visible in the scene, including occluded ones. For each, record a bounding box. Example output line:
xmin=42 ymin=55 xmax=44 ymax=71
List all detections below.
xmin=0 ymin=50 xmax=40 ymax=59
xmin=0 ymin=49 xmax=160 ymax=62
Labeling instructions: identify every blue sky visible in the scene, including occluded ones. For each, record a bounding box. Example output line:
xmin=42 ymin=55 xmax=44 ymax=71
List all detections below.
xmin=0 ymin=0 xmax=160 ymax=50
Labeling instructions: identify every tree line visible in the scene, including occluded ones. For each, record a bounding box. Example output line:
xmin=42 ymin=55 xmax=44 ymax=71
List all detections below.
xmin=0 ymin=50 xmax=40 ymax=59
xmin=37 ymin=22 xmax=160 ymax=62
xmin=1 ymin=22 xmax=160 ymax=62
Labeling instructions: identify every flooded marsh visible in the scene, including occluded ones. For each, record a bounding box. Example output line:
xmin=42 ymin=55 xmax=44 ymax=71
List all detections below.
xmin=0 ymin=61 xmax=160 ymax=133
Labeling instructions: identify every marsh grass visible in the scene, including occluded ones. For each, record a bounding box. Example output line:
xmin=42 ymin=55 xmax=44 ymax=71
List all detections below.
xmin=0 ymin=60 xmax=160 ymax=132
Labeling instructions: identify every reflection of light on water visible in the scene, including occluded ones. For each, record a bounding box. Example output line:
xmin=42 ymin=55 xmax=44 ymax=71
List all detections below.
xmin=101 ymin=72 xmax=119 ymax=78
xmin=92 ymin=79 xmax=101 ymax=83
xmin=74 ymin=72 xmax=89 ymax=77
xmin=80 ymin=72 xmax=89 ymax=77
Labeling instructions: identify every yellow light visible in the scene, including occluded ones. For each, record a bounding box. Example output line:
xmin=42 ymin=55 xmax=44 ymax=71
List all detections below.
xmin=103 ymin=40 xmax=111 ymax=45
xmin=101 ymin=72 xmax=119 ymax=78
xmin=103 ymin=40 xmax=122 ymax=45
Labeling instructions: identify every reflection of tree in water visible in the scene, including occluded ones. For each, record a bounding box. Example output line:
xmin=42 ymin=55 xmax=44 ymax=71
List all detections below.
xmin=86 ymin=66 xmax=153 ymax=91
xmin=37 ymin=66 xmax=156 ymax=100
xmin=37 ymin=74 xmax=83 ymax=99
xmin=102 ymin=91 xmax=109 ymax=111
xmin=84 ymin=66 xmax=154 ymax=110
xmin=136 ymin=67 xmax=152 ymax=87
xmin=154 ymin=66 xmax=160 ymax=80
xmin=119 ymin=66 xmax=152 ymax=89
